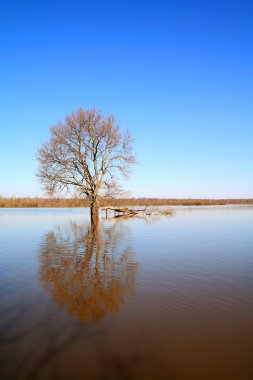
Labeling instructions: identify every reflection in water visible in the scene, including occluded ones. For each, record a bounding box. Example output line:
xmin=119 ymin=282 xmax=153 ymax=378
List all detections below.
xmin=1 ymin=207 xmax=253 ymax=380
xmin=39 ymin=220 xmax=138 ymax=322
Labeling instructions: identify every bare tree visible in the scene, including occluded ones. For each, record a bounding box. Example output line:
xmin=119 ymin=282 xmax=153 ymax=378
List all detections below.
xmin=36 ymin=108 xmax=135 ymax=221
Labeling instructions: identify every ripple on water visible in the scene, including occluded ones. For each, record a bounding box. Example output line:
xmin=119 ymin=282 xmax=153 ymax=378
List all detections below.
xmin=0 ymin=206 xmax=253 ymax=380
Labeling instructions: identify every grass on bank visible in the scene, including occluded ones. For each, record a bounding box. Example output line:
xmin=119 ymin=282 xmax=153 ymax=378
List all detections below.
xmin=0 ymin=197 xmax=252 ymax=208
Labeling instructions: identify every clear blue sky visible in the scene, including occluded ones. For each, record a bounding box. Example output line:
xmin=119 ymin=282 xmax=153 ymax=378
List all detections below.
xmin=1 ymin=0 xmax=252 ymax=198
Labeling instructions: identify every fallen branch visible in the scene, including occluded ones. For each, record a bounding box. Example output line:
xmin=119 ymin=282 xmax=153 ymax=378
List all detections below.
xmin=101 ymin=206 xmax=174 ymax=217
xmin=101 ymin=206 xmax=145 ymax=216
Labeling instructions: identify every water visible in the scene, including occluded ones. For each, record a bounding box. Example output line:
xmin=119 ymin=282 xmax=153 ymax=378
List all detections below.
xmin=0 ymin=206 xmax=253 ymax=380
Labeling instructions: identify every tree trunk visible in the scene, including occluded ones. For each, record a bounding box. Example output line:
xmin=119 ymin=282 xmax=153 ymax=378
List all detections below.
xmin=90 ymin=198 xmax=99 ymax=225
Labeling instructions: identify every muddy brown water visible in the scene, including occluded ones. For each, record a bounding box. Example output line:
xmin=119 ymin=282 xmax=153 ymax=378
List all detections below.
xmin=0 ymin=206 xmax=253 ymax=380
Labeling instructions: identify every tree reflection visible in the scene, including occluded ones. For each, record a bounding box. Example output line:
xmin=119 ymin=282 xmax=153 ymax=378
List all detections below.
xmin=39 ymin=219 xmax=138 ymax=322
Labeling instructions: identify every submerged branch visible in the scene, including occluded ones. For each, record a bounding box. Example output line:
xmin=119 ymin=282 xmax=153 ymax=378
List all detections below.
xmin=101 ymin=206 xmax=175 ymax=218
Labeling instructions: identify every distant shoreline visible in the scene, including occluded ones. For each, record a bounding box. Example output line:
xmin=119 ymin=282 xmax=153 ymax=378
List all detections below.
xmin=0 ymin=197 xmax=252 ymax=208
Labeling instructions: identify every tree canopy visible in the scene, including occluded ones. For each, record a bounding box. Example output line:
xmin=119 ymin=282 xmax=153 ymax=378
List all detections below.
xmin=36 ymin=108 xmax=135 ymax=218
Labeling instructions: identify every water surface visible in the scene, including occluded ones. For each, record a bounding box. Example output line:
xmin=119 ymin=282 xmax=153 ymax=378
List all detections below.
xmin=0 ymin=206 xmax=253 ymax=380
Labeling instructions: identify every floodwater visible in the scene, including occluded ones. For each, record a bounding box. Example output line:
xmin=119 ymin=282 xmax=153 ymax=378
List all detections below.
xmin=0 ymin=206 xmax=253 ymax=380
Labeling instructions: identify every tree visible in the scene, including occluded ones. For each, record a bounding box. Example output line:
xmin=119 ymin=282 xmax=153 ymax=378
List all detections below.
xmin=36 ymin=108 xmax=135 ymax=222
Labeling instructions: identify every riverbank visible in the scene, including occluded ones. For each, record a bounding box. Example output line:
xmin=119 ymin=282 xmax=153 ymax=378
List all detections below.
xmin=0 ymin=197 xmax=252 ymax=208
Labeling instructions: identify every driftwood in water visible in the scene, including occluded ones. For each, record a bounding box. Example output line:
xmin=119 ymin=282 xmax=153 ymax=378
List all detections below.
xmin=101 ymin=206 xmax=175 ymax=219
xmin=101 ymin=206 xmax=146 ymax=216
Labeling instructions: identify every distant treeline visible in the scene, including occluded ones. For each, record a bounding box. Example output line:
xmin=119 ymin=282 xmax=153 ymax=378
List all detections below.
xmin=0 ymin=197 xmax=253 ymax=208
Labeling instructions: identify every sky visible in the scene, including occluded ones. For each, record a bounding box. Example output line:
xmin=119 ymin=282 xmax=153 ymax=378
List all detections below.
xmin=0 ymin=0 xmax=253 ymax=198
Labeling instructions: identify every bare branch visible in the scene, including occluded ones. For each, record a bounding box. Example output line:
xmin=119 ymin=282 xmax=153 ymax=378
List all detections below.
xmin=36 ymin=108 xmax=136 ymax=214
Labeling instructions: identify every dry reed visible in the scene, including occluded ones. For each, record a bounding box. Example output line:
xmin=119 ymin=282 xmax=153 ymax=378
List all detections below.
xmin=0 ymin=197 xmax=252 ymax=208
